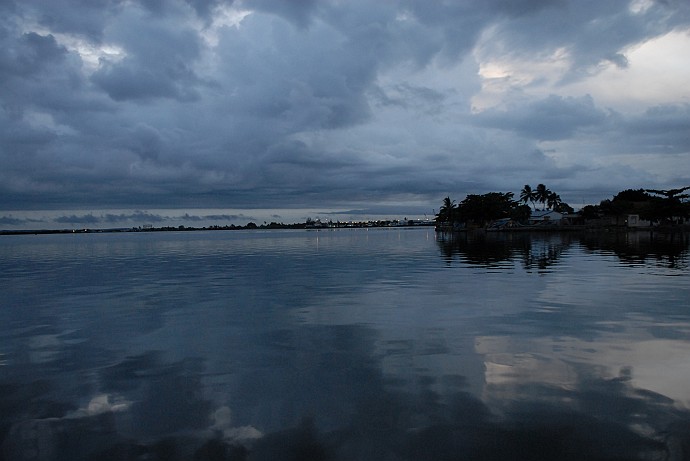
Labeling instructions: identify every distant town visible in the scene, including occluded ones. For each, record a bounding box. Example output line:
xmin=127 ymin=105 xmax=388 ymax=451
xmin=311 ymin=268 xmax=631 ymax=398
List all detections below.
xmin=0 ymin=217 xmax=436 ymax=235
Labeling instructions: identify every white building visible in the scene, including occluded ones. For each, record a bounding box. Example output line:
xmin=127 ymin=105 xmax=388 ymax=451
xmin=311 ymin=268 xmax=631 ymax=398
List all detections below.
xmin=528 ymin=210 xmax=563 ymax=224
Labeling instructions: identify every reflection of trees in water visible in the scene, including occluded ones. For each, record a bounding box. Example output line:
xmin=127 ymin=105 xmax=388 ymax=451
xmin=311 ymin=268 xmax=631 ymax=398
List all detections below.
xmin=436 ymin=232 xmax=574 ymax=273
xmin=436 ymin=231 xmax=517 ymax=267
xmin=579 ymin=231 xmax=690 ymax=269
xmin=437 ymin=231 xmax=690 ymax=271
xmin=519 ymin=234 xmax=574 ymax=273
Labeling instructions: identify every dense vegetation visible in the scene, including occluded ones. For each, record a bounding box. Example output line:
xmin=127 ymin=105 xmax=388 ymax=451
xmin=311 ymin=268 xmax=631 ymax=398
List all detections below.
xmin=436 ymin=183 xmax=573 ymax=228
xmin=580 ymin=187 xmax=690 ymax=226
xmin=437 ymin=185 xmax=690 ymax=228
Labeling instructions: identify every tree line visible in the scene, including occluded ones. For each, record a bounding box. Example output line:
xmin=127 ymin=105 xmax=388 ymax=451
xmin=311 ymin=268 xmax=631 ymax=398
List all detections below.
xmin=581 ymin=186 xmax=690 ymax=226
xmin=436 ymin=184 xmax=690 ymax=228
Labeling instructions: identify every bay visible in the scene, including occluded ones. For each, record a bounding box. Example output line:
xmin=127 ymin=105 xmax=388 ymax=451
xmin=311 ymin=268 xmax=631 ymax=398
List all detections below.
xmin=1 ymin=228 xmax=689 ymax=460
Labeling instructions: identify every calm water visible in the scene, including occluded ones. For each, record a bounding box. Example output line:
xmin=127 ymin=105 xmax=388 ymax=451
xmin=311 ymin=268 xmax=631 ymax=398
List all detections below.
xmin=1 ymin=228 xmax=689 ymax=460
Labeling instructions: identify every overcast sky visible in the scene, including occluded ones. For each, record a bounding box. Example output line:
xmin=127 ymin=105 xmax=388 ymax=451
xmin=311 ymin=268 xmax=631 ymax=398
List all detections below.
xmin=1 ymin=0 xmax=690 ymax=228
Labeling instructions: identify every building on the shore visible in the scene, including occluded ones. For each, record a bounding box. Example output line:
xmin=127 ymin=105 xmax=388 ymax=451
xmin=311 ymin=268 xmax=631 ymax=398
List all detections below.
xmin=528 ymin=210 xmax=564 ymax=225
xmin=597 ymin=214 xmax=653 ymax=228
xmin=620 ymin=214 xmax=652 ymax=228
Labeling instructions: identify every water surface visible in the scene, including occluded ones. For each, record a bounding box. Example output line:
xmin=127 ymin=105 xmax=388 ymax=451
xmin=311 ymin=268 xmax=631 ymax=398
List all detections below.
xmin=1 ymin=228 xmax=689 ymax=460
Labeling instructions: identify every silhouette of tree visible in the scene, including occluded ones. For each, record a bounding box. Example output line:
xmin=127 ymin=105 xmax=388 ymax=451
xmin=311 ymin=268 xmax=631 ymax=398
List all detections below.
xmin=592 ymin=187 xmax=690 ymax=225
xmin=580 ymin=204 xmax=601 ymax=220
xmin=534 ymin=184 xmax=551 ymax=210
xmin=512 ymin=204 xmax=533 ymax=223
xmin=645 ymin=186 xmax=690 ymax=200
xmin=614 ymin=189 xmax=652 ymax=202
xmin=546 ymin=192 xmax=562 ymax=211
xmin=436 ymin=196 xmax=456 ymax=223
xmin=456 ymin=192 xmax=518 ymax=227
xmin=555 ymin=202 xmax=575 ymax=214
xmin=520 ymin=185 xmax=536 ymax=210
xmin=644 ymin=186 xmax=690 ymax=224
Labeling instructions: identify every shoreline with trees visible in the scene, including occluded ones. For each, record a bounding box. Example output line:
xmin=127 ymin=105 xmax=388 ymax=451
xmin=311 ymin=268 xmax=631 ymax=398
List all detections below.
xmin=435 ymin=185 xmax=690 ymax=233
xmin=2 ymin=185 xmax=688 ymax=236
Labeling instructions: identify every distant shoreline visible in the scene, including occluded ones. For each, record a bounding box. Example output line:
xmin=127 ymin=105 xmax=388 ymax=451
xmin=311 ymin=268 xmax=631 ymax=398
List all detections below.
xmin=3 ymin=222 xmax=688 ymax=236
xmin=0 ymin=219 xmax=436 ymax=236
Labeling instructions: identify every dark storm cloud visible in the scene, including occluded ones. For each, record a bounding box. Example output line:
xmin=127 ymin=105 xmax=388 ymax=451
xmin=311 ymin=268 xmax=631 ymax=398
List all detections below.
xmin=44 ymin=210 xmax=252 ymax=228
xmin=103 ymin=211 xmax=166 ymax=223
xmin=90 ymin=7 xmax=204 ymax=102
xmin=125 ymin=124 xmax=164 ymax=161
xmin=0 ymin=215 xmax=43 ymax=227
xmin=0 ymin=31 xmax=66 ymax=78
xmin=0 ymin=23 xmax=89 ymax=112
xmin=565 ymin=103 xmax=690 ymax=160
xmin=0 ymin=26 xmax=106 ymax=115
xmin=54 ymin=213 xmax=101 ymax=225
xmin=184 ymin=0 xmax=229 ymax=20
xmin=370 ymin=83 xmax=448 ymax=115
xmin=211 ymin=11 xmax=377 ymax=129
xmin=622 ymin=104 xmax=690 ymax=154
xmin=1 ymin=0 xmax=689 ymax=216
xmin=25 ymin=0 xmax=126 ymax=42
xmin=474 ymin=94 xmax=609 ymax=140
xmin=246 ymin=0 xmax=318 ymax=29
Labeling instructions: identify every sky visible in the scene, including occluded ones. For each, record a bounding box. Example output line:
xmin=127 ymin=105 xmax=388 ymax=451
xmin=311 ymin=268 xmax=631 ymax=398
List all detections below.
xmin=1 ymin=0 xmax=690 ymax=229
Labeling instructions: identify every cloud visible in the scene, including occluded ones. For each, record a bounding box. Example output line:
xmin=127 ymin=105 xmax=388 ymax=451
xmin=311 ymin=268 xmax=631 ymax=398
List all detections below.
xmin=0 ymin=215 xmax=44 ymax=226
xmin=0 ymin=32 xmax=67 ymax=78
xmin=475 ymin=0 xmax=690 ymax=77
xmin=21 ymin=0 xmax=126 ymax=42
xmin=54 ymin=213 xmax=101 ymax=224
xmin=35 ymin=210 xmax=256 ymax=228
xmin=245 ymin=0 xmax=318 ymax=29
xmin=1 ymin=0 xmax=690 ymax=217
xmin=622 ymin=104 xmax=690 ymax=154
xmin=474 ymin=94 xmax=609 ymax=141
xmin=102 ymin=211 xmax=166 ymax=223
xmin=210 ymin=10 xmax=377 ymax=129
xmin=90 ymin=5 xmax=204 ymax=102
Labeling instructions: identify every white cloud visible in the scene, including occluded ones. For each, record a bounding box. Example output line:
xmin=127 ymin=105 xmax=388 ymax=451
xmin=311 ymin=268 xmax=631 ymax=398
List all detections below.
xmin=564 ymin=30 xmax=690 ymax=112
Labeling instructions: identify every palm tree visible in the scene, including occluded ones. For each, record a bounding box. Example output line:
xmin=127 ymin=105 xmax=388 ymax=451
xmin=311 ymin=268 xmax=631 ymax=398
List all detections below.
xmin=546 ymin=192 xmax=562 ymax=211
xmin=534 ymin=184 xmax=550 ymax=210
xmin=520 ymin=185 xmax=535 ymax=210
xmin=436 ymin=196 xmax=456 ymax=223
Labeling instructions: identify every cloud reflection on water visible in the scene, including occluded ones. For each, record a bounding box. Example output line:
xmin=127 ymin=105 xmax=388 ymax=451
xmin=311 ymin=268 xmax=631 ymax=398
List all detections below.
xmin=3 ymin=326 xmax=690 ymax=460
xmin=1 ymin=229 xmax=690 ymax=460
